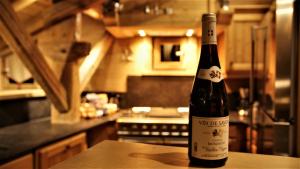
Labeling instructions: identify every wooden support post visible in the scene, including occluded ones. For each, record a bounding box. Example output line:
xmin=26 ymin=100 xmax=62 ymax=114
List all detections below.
xmin=52 ymin=42 xmax=91 ymax=123
xmin=0 ymin=0 xmax=68 ymax=112
xmin=79 ymin=34 xmax=113 ymax=92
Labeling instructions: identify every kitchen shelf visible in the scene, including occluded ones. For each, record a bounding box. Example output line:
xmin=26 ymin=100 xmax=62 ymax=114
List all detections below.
xmin=0 ymin=89 xmax=46 ymax=100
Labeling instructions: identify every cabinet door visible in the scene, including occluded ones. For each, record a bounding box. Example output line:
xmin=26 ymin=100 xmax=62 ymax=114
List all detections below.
xmin=229 ymin=123 xmax=247 ymax=152
xmin=87 ymin=121 xmax=118 ymax=147
xmin=0 ymin=154 xmax=33 ymax=169
xmin=35 ymin=133 xmax=87 ymax=169
xmin=226 ymin=21 xmax=259 ymax=71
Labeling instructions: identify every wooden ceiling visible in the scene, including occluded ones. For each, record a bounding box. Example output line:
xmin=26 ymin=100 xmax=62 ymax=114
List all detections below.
xmin=103 ymin=0 xmax=212 ymax=37
xmin=0 ymin=0 xmax=98 ymax=58
xmin=99 ymin=0 xmax=274 ymax=38
xmin=0 ymin=0 xmax=274 ymax=56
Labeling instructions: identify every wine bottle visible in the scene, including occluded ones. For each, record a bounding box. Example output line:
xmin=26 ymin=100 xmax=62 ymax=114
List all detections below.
xmin=188 ymin=13 xmax=229 ymax=167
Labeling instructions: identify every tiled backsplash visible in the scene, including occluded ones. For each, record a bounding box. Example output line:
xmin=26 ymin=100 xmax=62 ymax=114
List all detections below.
xmin=126 ymin=76 xmax=194 ymax=108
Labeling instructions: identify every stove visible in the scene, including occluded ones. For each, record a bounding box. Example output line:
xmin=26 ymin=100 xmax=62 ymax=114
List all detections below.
xmin=117 ymin=107 xmax=189 ymax=146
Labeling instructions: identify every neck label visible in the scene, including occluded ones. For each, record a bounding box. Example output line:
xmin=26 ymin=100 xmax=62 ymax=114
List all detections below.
xmin=197 ymin=66 xmax=223 ymax=83
xmin=202 ymin=21 xmax=217 ymax=45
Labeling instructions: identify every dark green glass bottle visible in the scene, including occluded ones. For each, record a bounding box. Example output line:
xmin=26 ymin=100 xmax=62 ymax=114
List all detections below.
xmin=188 ymin=13 xmax=229 ymax=168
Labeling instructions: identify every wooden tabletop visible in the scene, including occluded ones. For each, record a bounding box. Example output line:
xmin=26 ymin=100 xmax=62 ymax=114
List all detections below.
xmin=51 ymin=140 xmax=300 ymax=169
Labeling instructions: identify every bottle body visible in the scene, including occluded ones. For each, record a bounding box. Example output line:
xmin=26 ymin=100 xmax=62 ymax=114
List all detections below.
xmin=188 ymin=13 xmax=229 ymax=167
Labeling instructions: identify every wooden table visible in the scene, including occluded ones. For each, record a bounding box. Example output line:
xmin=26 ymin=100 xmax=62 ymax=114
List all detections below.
xmin=51 ymin=140 xmax=300 ymax=169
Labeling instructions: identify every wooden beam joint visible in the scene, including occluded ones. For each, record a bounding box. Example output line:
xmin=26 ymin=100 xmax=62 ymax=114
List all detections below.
xmin=66 ymin=42 xmax=91 ymax=62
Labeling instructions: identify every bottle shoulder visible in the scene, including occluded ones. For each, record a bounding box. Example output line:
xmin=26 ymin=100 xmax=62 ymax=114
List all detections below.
xmin=198 ymin=45 xmax=220 ymax=69
xmin=190 ymin=78 xmax=229 ymax=117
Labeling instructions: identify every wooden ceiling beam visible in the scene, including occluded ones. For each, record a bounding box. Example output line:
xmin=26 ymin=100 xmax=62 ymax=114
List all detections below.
xmin=233 ymin=13 xmax=264 ymax=21
xmin=12 ymin=0 xmax=40 ymax=11
xmin=25 ymin=0 xmax=99 ymax=35
xmin=0 ymin=0 xmax=99 ymax=58
xmin=66 ymin=42 xmax=91 ymax=62
xmin=231 ymin=4 xmax=271 ymax=10
xmin=0 ymin=47 xmax=11 ymax=58
xmin=79 ymin=33 xmax=113 ymax=92
xmin=0 ymin=0 xmax=68 ymax=112
xmin=52 ymin=41 xmax=91 ymax=123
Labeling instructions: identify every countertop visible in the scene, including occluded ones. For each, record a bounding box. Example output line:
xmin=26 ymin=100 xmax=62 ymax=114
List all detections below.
xmin=51 ymin=140 xmax=300 ymax=169
xmin=0 ymin=113 xmax=120 ymax=164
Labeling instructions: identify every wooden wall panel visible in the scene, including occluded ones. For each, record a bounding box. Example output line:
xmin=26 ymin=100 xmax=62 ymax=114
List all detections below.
xmin=87 ymin=37 xmax=200 ymax=92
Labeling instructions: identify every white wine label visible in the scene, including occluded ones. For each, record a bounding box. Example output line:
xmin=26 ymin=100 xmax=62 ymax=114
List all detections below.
xmin=202 ymin=20 xmax=217 ymax=45
xmin=197 ymin=66 xmax=223 ymax=83
xmin=191 ymin=116 xmax=229 ymax=160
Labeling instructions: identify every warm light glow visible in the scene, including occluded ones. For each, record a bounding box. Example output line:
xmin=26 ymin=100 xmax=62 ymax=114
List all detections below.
xmin=185 ymin=29 xmax=194 ymax=37
xmin=133 ymin=38 xmax=151 ymax=73
xmin=177 ymin=107 xmax=189 ymax=113
xmin=79 ymin=42 xmax=102 ymax=84
xmin=175 ymin=51 xmax=184 ymax=56
xmin=83 ymin=9 xmax=101 ymax=19
xmin=178 ymin=37 xmax=198 ymax=72
xmin=276 ymin=7 xmax=294 ymax=14
xmin=275 ymin=97 xmax=290 ymax=104
xmin=132 ymin=107 xmax=151 ymax=113
xmin=276 ymin=0 xmax=294 ymax=14
xmin=138 ymin=30 xmax=146 ymax=37
xmin=238 ymin=109 xmax=248 ymax=116
xmin=114 ymin=2 xmax=120 ymax=8
xmin=222 ymin=5 xmax=229 ymax=11
xmin=275 ymin=79 xmax=291 ymax=89
xmin=276 ymin=0 xmax=294 ymax=5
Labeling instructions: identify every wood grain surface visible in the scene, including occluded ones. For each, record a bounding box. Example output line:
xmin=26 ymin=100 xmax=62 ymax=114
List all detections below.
xmin=51 ymin=140 xmax=300 ymax=169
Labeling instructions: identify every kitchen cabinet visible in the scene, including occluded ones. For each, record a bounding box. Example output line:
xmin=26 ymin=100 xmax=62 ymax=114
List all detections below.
xmin=229 ymin=123 xmax=248 ymax=152
xmin=257 ymin=124 xmax=274 ymax=154
xmin=225 ymin=17 xmax=274 ymax=78
xmin=226 ymin=21 xmax=257 ymax=71
xmin=0 ymin=154 xmax=33 ymax=169
xmin=87 ymin=121 xmax=118 ymax=147
xmin=35 ymin=132 xmax=87 ymax=169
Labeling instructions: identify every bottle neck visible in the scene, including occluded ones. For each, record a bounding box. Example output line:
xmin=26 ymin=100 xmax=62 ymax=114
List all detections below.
xmin=198 ymin=20 xmax=219 ymax=69
xmin=199 ymin=45 xmax=220 ymax=68
xmin=202 ymin=20 xmax=217 ymax=45
xmin=194 ymin=14 xmax=223 ymax=83
xmin=198 ymin=21 xmax=220 ymax=69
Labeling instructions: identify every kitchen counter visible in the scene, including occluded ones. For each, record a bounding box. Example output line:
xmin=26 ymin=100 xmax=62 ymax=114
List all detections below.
xmin=50 ymin=140 xmax=300 ymax=169
xmin=0 ymin=113 xmax=120 ymax=164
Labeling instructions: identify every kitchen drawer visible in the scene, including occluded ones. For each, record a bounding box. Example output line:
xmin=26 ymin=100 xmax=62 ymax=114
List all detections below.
xmin=0 ymin=154 xmax=33 ymax=169
xmin=35 ymin=132 xmax=87 ymax=169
